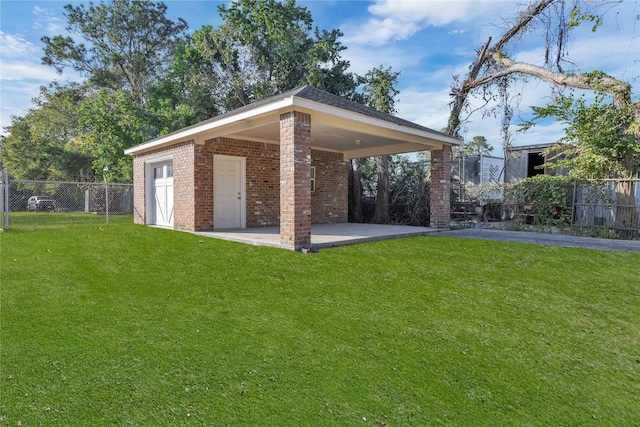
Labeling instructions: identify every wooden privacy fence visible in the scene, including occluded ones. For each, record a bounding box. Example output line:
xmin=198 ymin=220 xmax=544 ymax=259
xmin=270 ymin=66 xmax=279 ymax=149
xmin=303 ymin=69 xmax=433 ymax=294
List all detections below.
xmin=454 ymin=179 xmax=639 ymax=239
xmin=572 ymin=179 xmax=640 ymax=238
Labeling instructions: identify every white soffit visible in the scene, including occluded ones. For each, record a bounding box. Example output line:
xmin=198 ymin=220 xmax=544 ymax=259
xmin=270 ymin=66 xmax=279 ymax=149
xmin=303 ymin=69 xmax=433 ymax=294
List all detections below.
xmin=125 ymin=93 xmax=459 ymax=156
xmin=290 ymin=97 xmax=460 ymax=146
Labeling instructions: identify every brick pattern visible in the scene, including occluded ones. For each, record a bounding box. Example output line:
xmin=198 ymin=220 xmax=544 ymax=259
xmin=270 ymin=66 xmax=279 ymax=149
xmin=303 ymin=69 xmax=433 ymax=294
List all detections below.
xmin=132 ymin=155 xmax=145 ymax=225
xmin=131 ymin=141 xmax=196 ymax=231
xmin=207 ymin=138 xmax=280 ymax=228
xmin=311 ymin=150 xmax=348 ymax=224
xmin=131 ymin=133 xmax=348 ymax=235
xmin=430 ymin=145 xmax=452 ymax=229
xmin=280 ymin=111 xmax=312 ymax=248
xmin=174 ymin=143 xmax=196 ymax=231
xmin=193 ymin=143 xmax=214 ymax=230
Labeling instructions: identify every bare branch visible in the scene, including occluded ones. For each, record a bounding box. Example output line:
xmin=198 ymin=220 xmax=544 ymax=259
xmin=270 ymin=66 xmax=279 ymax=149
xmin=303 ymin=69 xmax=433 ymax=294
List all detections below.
xmin=492 ymin=0 xmax=556 ymax=53
xmin=472 ymin=54 xmax=631 ymax=106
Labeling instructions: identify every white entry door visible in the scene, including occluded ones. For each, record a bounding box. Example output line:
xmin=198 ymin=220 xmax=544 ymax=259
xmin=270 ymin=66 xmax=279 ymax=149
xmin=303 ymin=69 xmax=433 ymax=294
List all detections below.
xmin=214 ymin=155 xmax=245 ymax=229
xmin=152 ymin=162 xmax=174 ymax=226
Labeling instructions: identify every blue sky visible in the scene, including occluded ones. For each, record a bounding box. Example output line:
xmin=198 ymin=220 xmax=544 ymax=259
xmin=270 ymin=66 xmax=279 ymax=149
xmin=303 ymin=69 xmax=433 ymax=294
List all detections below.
xmin=1 ymin=0 xmax=638 ymax=155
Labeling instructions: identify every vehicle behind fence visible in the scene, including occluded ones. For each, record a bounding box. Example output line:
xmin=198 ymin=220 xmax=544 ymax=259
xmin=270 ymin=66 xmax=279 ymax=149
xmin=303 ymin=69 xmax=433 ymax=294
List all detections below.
xmin=0 ymin=174 xmax=133 ymax=229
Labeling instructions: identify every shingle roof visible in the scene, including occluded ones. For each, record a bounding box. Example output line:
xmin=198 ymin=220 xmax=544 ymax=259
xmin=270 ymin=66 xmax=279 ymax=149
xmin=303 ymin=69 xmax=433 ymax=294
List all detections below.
xmin=154 ymin=85 xmax=453 ymax=142
xmin=292 ymin=86 xmax=443 ymax=134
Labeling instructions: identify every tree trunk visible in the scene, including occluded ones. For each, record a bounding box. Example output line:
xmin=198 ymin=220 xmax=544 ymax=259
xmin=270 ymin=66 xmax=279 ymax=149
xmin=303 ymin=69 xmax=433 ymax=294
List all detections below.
xmin=371 ymin=155 xmax=390 ymax=224
xmin=447 ymin=37 xmax=492 ymax=136
xmin=348 ymin=159 xmax=363 ymax=223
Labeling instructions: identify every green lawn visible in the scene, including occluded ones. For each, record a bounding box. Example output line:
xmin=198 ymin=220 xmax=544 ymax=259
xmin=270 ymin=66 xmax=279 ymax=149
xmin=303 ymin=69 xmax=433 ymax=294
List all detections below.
xmin=1 ymin=214 xmax=639 ymax=425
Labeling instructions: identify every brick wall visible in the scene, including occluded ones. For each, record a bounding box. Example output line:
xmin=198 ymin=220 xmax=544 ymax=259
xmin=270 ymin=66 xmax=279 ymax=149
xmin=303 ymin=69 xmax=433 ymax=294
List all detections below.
xmin=311 ymin=149 xmax=348 ymax=224
xmin=430 ymin=145 xmax=452 ymax=229
xmin=208 ymin=138 xmax=347 ymax=229
xmin=173 ymin=143 xmax=196 ymax=231
xmin=208 ymin=138 xmax=280 ymax=228
xmin=131 ymin=141 xmax=195 ymax=231
xmin=131 ymin=135 xmax=348 ymax=233
xmin=193 ymin=143 xmax=214 ymax=230
xmin=279 ymin=111 xmax=312 ymax=248
xmin=132 ymin=155 xmax=145 ymax=225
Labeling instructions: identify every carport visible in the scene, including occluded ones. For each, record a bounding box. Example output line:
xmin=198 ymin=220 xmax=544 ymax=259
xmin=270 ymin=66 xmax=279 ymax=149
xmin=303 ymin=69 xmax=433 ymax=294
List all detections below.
xmin=126 ymin=86 xmax=460 ymax=250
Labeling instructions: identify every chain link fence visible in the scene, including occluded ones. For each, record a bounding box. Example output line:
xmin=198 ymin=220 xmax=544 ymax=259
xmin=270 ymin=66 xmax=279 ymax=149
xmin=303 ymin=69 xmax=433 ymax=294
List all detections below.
xmin=1 ymin=172 xmax=132 ymax=229
xmin=2 ymin=170 xmax=637 ymax=239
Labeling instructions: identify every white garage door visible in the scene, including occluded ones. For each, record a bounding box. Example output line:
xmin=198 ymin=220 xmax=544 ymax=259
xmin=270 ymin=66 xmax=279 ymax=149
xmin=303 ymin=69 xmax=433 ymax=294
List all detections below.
xmin=152 ymin=162 xmax=174 ymax=227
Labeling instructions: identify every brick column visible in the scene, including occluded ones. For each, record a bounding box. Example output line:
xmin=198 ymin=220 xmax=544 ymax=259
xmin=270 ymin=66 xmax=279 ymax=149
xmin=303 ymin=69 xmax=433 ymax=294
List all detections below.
xmin=430 ymin=145 xmax=452 ymax=229
xmin=132 ymin=156 xmax=145 ymax=225
xmin=279 ymin=111 xmax=312 ymax=249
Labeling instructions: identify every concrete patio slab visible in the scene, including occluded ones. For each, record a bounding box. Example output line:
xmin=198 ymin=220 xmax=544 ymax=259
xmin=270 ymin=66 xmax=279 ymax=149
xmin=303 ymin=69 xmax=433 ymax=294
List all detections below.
xmin=192 ymin=223 xmax=640 ymax=252
xmin=194 ymin=223 xmax=434 ymax=250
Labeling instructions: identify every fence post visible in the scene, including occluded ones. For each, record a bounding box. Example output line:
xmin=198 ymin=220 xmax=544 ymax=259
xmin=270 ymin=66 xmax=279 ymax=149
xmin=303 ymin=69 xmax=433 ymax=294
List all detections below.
xmin=105 ymin=182 xmax=109 ymax=227
xmin=103 ymin=166 xmax=109 ymax=228
xmin=1 ymin=169 xmax=9 ymax=230
xmin=571 ymin=180 xmax=577 ymax=228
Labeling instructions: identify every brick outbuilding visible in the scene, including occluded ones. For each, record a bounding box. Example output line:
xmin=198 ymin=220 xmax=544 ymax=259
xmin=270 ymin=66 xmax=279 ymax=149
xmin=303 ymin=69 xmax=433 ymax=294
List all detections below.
xmin=125 ymin=86 xmax=459 ymax=250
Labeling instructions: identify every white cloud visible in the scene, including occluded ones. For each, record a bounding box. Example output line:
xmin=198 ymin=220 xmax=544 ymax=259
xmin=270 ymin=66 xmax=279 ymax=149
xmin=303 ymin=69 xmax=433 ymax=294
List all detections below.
xmin=515 ymin=35 xmax=638 ymax=74
xmin=563 ymin=35 xmax=640 ymax=80
xmin=513 ymin=120 xmax=567 ymax=147
xmin=32 ymin=5 xmax=65 ymax=34
xmin=0 ymin=61 xmax=59 ymax=82
xmin=368 ymin=0 xmax=492 ymax=27
xmin=0 ymin=27 xmax=78 ymax=133
xmin=345 ymin=17 xmax=421 ymax=46
xmin=344 ymin=0 xmax=501 ymax=46
xmin=342 ymin=43 xmax=428 ymax=76
xmin=0 ymin=31 xmax=39 ymax=58
xmin=0 ymin=31 xmax=60 ymax=82
xmin=397 ymin=86 xmax=450 ymax=123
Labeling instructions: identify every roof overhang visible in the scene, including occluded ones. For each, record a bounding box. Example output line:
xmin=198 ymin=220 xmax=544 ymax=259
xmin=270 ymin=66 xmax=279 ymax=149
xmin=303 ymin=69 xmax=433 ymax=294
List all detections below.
xmin=125 ymin=93 xmax=461 ymax=160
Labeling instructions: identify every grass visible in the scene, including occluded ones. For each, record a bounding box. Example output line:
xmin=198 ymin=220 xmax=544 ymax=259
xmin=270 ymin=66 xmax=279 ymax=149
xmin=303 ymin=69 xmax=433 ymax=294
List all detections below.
xmin=1 ymin=213 xmax=639 ymax=425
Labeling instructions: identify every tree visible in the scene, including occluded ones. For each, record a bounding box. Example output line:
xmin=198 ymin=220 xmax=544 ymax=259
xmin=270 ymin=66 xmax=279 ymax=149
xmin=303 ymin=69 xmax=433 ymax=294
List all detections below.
xmin=388 ymin=155 xmax=431 ymax=225
xmin=148 ymin=38 xmax=224 ymax=128
xmin=1 ymin=83 xmax=92 ymax=181
xmin=447 ymin=0 xmax=633 ymax=170
xmin=192 ymin=0 xmax=358 ymax=108
xmin=42 ymin=0 xmax=188 ymax=110
xmin=525 ymin=92 xmax=638 ymax=180
xmin=461 ymin=136 xmax=493 ymax=156
xmin=76 ymin=89 xmax=156 ymax=182
xmin=360 ymin=66 xmax=400 ymax=224
xmin=40 ymin=0 xmax=189 ymax=180
xmin=526 ymin=91 xmax=639 ymax=235
xmin=446 ymin=0 xmax=637 ymax=233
